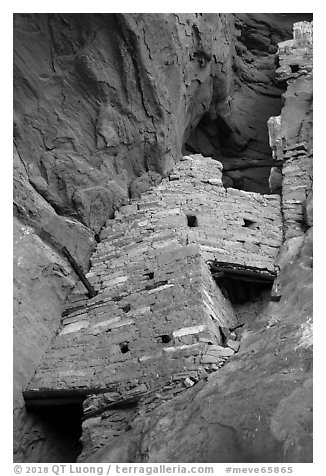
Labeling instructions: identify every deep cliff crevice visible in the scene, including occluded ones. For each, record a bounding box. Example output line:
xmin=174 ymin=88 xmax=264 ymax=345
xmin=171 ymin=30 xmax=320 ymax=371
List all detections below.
xmin=13 ymin=14 xmax=312 ymax=463
xmin=183 ymin=14 xmax=292 ymax=194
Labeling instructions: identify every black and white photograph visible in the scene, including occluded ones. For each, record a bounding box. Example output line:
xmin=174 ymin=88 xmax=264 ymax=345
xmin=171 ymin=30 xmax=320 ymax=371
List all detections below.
xmin=12 ymin=5 xmax=314 ymax=470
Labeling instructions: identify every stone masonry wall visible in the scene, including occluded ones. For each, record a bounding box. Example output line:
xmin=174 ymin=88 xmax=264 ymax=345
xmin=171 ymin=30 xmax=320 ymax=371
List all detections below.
xmin=268 ymin=21 xmax=313 ymax=240
xmin=25 ymin=154 xmax=282 ymax=403
xmin=27 ymin=245 xmax=236 ymax=396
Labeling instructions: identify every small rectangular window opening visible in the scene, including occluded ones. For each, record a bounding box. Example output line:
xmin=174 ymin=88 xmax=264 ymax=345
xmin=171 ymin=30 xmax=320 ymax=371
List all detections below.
xmin=290 ymin=64 xmax=300 ymax=73
xmin=186 ymin=215 xmax=198 ymax=228
xmin=119 ymin=342 xmax=130 ymax=354
xmin=243 ymin=219 xmax=256 ymax=228
xmin=121 ymin=304 xmax=131 ymax=313
xmin=160 ymin=334 xmax=172 ymax=344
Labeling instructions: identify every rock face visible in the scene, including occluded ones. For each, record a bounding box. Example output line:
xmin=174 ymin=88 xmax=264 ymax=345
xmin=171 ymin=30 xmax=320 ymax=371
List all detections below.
xmin=13 ymin=14 xmax=313 ymax=463
xmin=14 ymin=13 xmax=235 ymax=225
xmin=185 ymin=14 xmax=312 ymax=194
xmin=13 ymin=212 xmax=90 ymax=462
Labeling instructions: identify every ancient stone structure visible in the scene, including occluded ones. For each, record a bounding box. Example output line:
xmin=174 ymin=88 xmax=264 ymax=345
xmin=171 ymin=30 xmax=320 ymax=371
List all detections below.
xmin=23 ymin=153 xmax=283 ymax=462
xmin=268 ymin=21 xmax=313 ymax=240
xmin=25 ymin=155 xmax=282 ymax=401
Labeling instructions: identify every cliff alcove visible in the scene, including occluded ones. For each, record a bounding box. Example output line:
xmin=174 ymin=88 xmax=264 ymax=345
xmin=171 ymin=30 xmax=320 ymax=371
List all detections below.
xmin=25 ymin=403 xmax=84 ymax=463
xmin=183 ymin=13 xmax=312 ymax=195
xmin=211 ymin=270 xmax=273 ymax=305
xmin=184 ymin=111 xmax=282 ymax=194
xmin=14 ymin=13 xmax=313 ymax=464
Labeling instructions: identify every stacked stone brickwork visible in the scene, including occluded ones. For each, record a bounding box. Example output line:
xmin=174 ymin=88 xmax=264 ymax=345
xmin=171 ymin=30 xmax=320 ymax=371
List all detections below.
xmin=282 ymin=147 xmax=312 ymax=239
xmin=268 ymin=22 xmax=313 ymax=240
xmin=25 ymin=154 xmax=283 ymax=402
xmin=26 ymin=245 xmax=236 ymax=396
